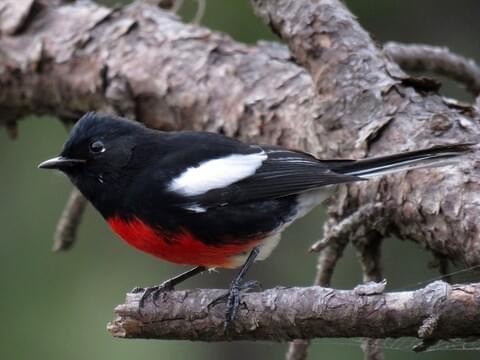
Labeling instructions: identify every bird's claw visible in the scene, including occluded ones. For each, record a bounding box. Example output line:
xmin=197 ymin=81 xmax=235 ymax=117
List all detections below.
xmin=209 ymin=279 xmax=261 ymax=330
xmin=135 ymin=281 xmax=175 ymax=308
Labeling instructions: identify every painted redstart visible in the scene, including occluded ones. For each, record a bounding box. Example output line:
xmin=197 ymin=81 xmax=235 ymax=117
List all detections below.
xmin=39 ymin=112 xmax=472 ymax=325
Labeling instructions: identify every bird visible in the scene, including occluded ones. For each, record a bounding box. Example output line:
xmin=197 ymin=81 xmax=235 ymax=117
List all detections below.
xmin=38 ymin=112 xmax=473 ymax=325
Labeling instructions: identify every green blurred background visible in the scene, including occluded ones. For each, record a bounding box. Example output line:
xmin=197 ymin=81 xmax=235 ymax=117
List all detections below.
xmin=1 ymin=1 xmax=479 ymax=359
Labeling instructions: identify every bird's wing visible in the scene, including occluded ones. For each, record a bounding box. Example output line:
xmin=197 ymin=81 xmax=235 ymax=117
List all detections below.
xmin=170 ymin=145 xmax=363 ymax=211
xmin=165 ymin=135 xmax=473 ymax=212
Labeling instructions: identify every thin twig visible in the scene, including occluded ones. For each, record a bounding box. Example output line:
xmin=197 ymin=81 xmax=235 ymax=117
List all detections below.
xmin=191 ymin=0 xmax=206 ymax=24
xmin=285 ymin=340 xmax=310 ymax=360
xmin=384 ymin=42 xmax=480 ymax=95
xmin=52 ymin=188 xmax=87 ymax=252
xmin=361 ymin=339 xmax=384 ymax=360
xmin=309 ymin=203 xmax=385 ymax=252
xmin=171 ymin=0 xmax=184 ymax=13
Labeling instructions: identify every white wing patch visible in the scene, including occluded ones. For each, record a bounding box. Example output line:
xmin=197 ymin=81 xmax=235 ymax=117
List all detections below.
xmin=169 ymin=151 xmax=267 ymax=196
xmin=183 ymin=203 xmax=207 ymax=213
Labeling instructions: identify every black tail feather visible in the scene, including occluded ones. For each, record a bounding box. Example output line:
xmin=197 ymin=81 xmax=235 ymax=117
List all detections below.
xmin=328 ymin=143 xmax=474 ymax=178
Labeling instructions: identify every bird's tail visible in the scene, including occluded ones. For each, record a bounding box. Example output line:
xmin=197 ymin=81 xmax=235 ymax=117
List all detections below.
xmin=328 ymin=143 xmax=474 ymax=178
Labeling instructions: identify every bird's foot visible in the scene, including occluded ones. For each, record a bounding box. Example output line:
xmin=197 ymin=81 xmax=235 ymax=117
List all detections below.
xmin=131 ymin=266 xmax=207 ymax=308
xmin=224 ymin=279 xmax=260 ymax=329
xmin=209 ymin=279 xmax=261 ymax=330
xmin=131 ymin=281 xmax=176 ymax=308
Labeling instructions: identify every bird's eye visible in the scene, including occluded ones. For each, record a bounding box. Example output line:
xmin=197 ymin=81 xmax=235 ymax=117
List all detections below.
xmin=89 ymin=140 xmax=105 ymax=154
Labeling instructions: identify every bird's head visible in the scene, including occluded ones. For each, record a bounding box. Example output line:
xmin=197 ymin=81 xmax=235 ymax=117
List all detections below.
xmin=38 ymin=112 xmax=149 ymax=210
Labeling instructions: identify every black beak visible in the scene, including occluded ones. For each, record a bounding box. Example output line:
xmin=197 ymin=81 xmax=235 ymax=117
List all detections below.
xmin=38 ymin=156 xmax=86 ymax=170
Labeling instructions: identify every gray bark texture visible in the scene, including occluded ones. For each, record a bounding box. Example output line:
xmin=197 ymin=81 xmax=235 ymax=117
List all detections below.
xmin=384 ymin=42 xmax=480 ymax=96
xmin=2 ymin=0 xmax=480 ymax=349
xmin=107 ymin=281 xmax=480 ymax=341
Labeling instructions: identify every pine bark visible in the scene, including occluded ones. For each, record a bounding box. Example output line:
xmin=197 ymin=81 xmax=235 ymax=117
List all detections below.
xmin=2 ymin=0 xmax=480 ymax=347
xmin=108 ymin=281 xmax=480 ymax=342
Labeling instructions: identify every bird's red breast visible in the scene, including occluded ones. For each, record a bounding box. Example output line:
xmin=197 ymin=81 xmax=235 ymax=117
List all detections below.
xmin=107 ymin=215 xmax=261 ymax=268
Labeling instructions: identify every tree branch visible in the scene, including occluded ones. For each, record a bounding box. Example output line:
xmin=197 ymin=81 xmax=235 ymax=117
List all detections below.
xmin=288 ymin=203 xmax=388 ymax=359
xmin=2 ymin=0 xmax=480 ymax=347
xmin=2 ymin=0 xmax=480 ymax=266
xmin=108 ymin=281 xmax=480 ymax=342
xmin=384 ymin=42 xmax=480 ymax=96
xmin=286 ymin=221 xmax=352 ymax=360
xmin=354 ymin=232 xmax=385 ymax=360
xmin=52 ymin=188 xmax=87 ymax=251
xmin=251 ymin=0 xmax=480 ymax=267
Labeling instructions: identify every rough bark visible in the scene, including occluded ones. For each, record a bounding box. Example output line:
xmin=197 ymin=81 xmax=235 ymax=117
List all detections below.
xmin=0 ymin=0 xmax=320 ymax=149
xmin=2 ymin=0 xmax=480 ymax=349
xmin=108 ymin=281 xmax=480 ymax=342
xmin=384 ymin=42 xmax=480 ymax=96
xmin=2 ymin=0 xmax=479 ymax=266
xmin=251 ymin=0 xmax=480 ymax=267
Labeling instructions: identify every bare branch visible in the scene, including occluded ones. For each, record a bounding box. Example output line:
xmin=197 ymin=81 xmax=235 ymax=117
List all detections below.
xmin=285 ymin=340 xmax=310 ymax=360
xmin=286 ymin=240 xmax=349 ymax=360
xmin=2 ymin=0 xmax=480 ymax=344
xmin=250 ymin=0 xmax=480 ymax=353
xmin=361 ymin=338 xmax=384 ymax=359
xmin=1 ymin=0 xmax=478 ymax=267
xmin=384 ymin=42 xmax=480 ymax=96
xmin=2 ymin=2 xmax=479 ymax=267
xmin=171 ymin=0 xmax=184 ymax=13
xmin=108 ymin=281 xmax=480 ymax=341
xmin=52 ymin=188 xmax=87 ymax=252
xmin=353 ymin=232 xmax=385 ymax=360
xmin=287 ymin=204 xmax=384 ymax=359
xmin=250 ymin=0 xmax=480 ymax=267
xmin=192 ymin=0 xmax=206 ymax=24
xmin=288 ymin=204 xmax=387 ymax=358
xmin=309 ymin=203 xmax=386 ymax=253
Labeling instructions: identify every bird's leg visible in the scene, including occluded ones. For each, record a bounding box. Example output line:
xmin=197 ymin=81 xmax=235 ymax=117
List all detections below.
xmin=210 ymin=247 xmax=261 ymax=329
xmin=133 ymin=266 xmax=206 ymax=307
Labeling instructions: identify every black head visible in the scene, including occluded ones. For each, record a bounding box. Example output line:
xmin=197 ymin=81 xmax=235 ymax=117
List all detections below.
xmin=39 ymin=112 xmax=149 ymax=213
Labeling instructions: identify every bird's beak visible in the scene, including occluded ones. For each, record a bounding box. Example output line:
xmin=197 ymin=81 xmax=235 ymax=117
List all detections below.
xmin=38 ymin=156 xmax=86 ymax=170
